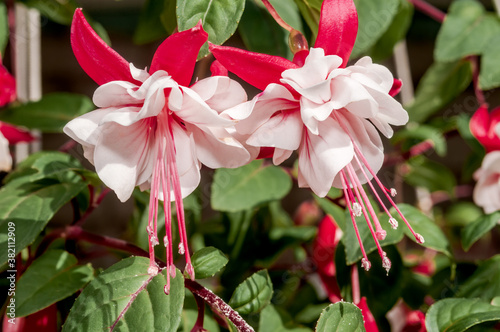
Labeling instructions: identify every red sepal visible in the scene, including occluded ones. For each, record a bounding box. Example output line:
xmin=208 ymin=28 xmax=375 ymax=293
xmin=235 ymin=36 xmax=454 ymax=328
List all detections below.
xmin=209 ymin=43 xmax=297 ymax=91
xmin=210 ymin=60 xmax=228 ymax=77
xmin=150 ymin=21 xmax=208 ymax=86
xmin=315 ymin=0 xmax=358 ymax=68
xmin=71 ymin=9 xmax=138 ymax=86
xmin=356 ymin=297 xmax=379 ymax=332
xmin=0 ymin=122 xmax=34 ymax=144
xmin=0 ymin=62 xmax=16 ymax=107
xmin=470 ymin=105 xmax=500 ymax=152
xmin=389 ymin=78 xmax=402 ymax=97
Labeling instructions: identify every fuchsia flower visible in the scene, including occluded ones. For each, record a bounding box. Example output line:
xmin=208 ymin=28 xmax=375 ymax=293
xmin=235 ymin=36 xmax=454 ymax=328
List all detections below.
xmin=64 ymin=9 xmax=252 ymax=289
xmin=0 ymin=57 xmax=16 ymax=107
xmin=470 ymin=105 xmax=500 ymax=213
xmin=211 ymin=0 xmax=423 ymax=272
xmin=470 ymin=105 xmax=500 ymax=152
xmin=0 ymin=59 xmax=33 ymax=172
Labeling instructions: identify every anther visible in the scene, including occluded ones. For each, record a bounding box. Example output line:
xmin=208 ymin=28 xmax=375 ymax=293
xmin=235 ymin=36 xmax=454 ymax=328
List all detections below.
xmin=389 ymin=217 xmax=398 ymax=229
xmin=361 ymin=258 xmax=371 ymax=271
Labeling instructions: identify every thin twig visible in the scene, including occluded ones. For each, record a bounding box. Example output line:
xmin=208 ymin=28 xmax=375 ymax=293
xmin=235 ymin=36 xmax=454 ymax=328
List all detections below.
xmin=408 ymin=0 xmax=446 ymax=23
xmin=260 ymin=0 xmax=293 ymax=31
xmin=185 ymin=279 xmax=255 ymax=332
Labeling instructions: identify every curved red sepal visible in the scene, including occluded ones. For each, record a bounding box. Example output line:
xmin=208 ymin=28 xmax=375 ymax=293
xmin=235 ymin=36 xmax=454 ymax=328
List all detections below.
xmin=292 ymin=49 xmax=309 ymax=67
xmin=356 ymin=297 xmax=379 ymax=332
xmin=0 ymin=122 xmax=34 ymax=144
xmin=315 ymin=0 xmax=358 ymax=67
xmin=389 ymin=78 xmax=402 ymax=97
xmin=210 ymin=43 xmax=297 ymax=91
xmin=210 ymin=60 xmax=228 ymax=77
xmin=71 ymin=9 xmax=137 ymax=86
xmin=470 ymin=105 xmax=500 ymax=152
xmin=0 ymin=63 xmax=16 ymax=107
xmin=150 ymin=21 xmax=208 ymax=86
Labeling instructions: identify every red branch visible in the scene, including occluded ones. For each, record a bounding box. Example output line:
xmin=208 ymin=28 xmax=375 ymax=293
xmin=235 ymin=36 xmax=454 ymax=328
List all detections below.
xmin=184 ymin=279 xmax=255 ymax=332
xmin=408 ymin=0 xmax=445 ymax=23
xmin=44 ymin=226 xmax=254 ymax=332
xmin=261 ymin=0 xmax=293 ymax=32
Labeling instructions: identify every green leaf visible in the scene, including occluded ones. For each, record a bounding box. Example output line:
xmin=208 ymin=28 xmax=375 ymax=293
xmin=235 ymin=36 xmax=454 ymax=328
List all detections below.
xmin=393 ymin=124 xmax=447 ymax=157
xmin=456 ymin=255 xmax=500 ymax=301
xmin=445 ymin=201 xmax=483 ymax=227
xmin=15 ymin=250 xmax=94 ymax=317
xmin=0 ymin=3 xmax=7 ymax=56
xmin=462 ymin=212 xmax=500 ymax=251
xmin=293 ymin=0 xmax=321 ymax=40
xmin=228 ymin=269 xmax=273 ymax=314
xmin=259 ymin=304 xmax=312 ymax=332
xmin=426 ymin=298 xmax=500 ymax=332
xmin=63 ymin=257 xmax=184 ymax=332
xmin=479 ymin=34 xmax=500 ymax=90
xmin=177 ymin=0 xmax=245 ymax=58
xmin=133 ymin=0 xmax=171 ymax=44
xmin=268 ymin=0 xmax=303 ymax=32
xmin=406 ymin=60 xmax=472 ymax=123
xmin=211 ymin=160 xmax=292 ymax=212
xmin=21 ymin=0 xmax=77 ymax=25
xmin=435 ymin=0 xmax=500 ymax=62
xmin=4 ymin=151 xmax=86 ymax=186
xmin=392 ymin=204 xmax=452 ymax=258
xmin=0 ymin=93 xmax=94 ymax=133
xmin=191 ymin=246 xmax=229 ymax=279
xmin=342 ymin=209 xmax=404 ymax=265
xmin=351 ymin=0 xmax=400 ymax=58
xmin=0 ymin=181 xmax=87 ymax=265
xmin=238 ymin=0 xmax=290 ymax=58
xmin=315 ymin=302 xmax=366 ymax=332
xmin=403 ymin=156 xmax=456 ymax=195
xmin=368 ymin=0 xmax=414 ymax=61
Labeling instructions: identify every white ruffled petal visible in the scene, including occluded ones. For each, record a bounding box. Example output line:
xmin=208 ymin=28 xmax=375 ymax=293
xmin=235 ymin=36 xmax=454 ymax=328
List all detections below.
xmin=298 ymin=117 xmax=354 ymax=197
xmin=187 ymin=124 xmax=251 ymax=169
xmin=93 ymin=81 xmax=140 ymax=108
xmin=247 ymin=110 xmax=303 ymax=151
xmin=0 ymin=134 xmax=12 ymax=172
xmin=190 ymin=76 xmax=247 ymax=112
xmin=93 ymin=120 xmax=156 ymax=202
xmin=174 ymin=86 xmax=234 ymax=127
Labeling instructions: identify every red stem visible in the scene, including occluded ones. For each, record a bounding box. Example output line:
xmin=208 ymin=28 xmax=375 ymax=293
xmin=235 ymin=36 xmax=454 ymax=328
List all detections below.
xmin=184 ymin=279 xmax=255 ymax=332
xmin=469 ymin=56 xmax=487 ymax=108
xmin=408 ymin=0 xmax=446 ymax=23
xmin=261 ymin=0 xmax=293 ymax=32
xmin=42 ymin=225 xmax=254 ymax=331
xmin=191 ymin=294 xmax=207 ymax=332
xmin=351 ymin=264 xmax=360 ymax=304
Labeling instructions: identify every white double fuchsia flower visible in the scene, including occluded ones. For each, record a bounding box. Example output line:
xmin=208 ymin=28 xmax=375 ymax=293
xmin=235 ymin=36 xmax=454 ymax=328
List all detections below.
xmin=64 ymin=9 xmax=251 ymax=291
xmin=212 ymin=0 xmax=424 ymax=273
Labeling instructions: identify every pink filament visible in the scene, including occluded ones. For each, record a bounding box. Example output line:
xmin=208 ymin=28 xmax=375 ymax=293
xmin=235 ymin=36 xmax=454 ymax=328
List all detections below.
xmin=340 ymin=170 xmax=370 ymax=269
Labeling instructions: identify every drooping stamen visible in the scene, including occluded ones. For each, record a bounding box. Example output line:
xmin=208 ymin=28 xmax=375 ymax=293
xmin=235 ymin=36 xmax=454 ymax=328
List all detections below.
xmin=166 ymin=121 xmax=195 ymax=280
xmin=346 ymin=163 xmax=386 ymax=241
xmin=345 ymin=166 xmax=389 ymax=270
xmin=333 ymin=112 xmax=424 ymax=244
xmin=352 ymin=153 xmax=398 ymax=230
xmin=147 ymin=146 xmax=163 ymax=276
xmin=159 ymin=139 xmax=174 ymax=293
xmin=340 ymin=171 xmax=371 ymax=271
